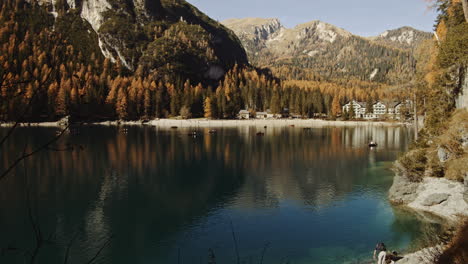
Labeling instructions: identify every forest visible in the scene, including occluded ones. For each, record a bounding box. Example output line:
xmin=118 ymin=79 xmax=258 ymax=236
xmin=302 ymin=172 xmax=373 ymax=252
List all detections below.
xmin=0 ymin=0 xmax=411 ymax=122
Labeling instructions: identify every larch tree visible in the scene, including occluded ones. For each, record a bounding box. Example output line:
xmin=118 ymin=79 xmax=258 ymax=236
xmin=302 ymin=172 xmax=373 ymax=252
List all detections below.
xmin=203 ymin=96 xmax=212 ymax=119
xmin=331 ymin=96 xmax=341 ymax=117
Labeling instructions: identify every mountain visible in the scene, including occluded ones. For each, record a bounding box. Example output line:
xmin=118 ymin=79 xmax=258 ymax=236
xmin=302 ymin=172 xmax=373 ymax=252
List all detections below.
xmin=33 ymin=0 xmax=248 ymax=83
xmin=369 ymin=26 xmax=434 ymax=50
xmin=0 ymin=0 xmax=254 ymax=121
xmin=223 ymin=18 xmax=432 ymax=83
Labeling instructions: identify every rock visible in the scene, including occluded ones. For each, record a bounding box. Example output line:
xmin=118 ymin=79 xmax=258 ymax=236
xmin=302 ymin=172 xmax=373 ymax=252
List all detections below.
xmin=388 ymin=175 xmax=420 ymax=204
xmin=398 ymin=245 xmax=444 ymax=264
xmin=407 ymin=177 xmax=468 ymax=220
xmin=57 ymin=116 xmax=70 ymax=127
xmin=461 ymin=132 xmax=468 ymax=148
xmin=437 ymin=147 xmax=450 ymax=162
xmin=421 ymin=193 xmax=450 ymax=206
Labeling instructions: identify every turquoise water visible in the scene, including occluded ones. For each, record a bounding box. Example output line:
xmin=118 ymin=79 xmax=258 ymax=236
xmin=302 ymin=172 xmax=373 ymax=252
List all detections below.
xmin=0 ymin=125 xmax=441 ymax=263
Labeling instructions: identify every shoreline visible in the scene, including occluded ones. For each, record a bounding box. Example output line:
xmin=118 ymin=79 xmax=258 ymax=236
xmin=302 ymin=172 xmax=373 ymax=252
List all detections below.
xmin=389 ymin=171 xmax=468 ymax=263
xmin=0 ymin=118 xmax=409 ymax=128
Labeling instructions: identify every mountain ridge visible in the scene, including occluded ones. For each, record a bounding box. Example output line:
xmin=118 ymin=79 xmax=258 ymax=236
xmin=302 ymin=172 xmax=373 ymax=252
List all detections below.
xmin=223 ymin=17 xmax=433 ymax=83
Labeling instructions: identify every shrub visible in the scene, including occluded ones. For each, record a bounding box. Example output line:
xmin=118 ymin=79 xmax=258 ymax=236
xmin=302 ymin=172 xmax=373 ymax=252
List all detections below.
xmin=444 ymin=155 xmax=468 ymax=182
xmin=427 ymin=150 xmax=445 ymax=178
xmin=398 ymin=148 xmax=428 ymax=182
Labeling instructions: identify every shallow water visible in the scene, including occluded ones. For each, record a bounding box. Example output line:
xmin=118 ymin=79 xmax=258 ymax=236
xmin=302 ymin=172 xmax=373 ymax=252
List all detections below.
xmin=0 ymin=125 xmax=441 ymax=264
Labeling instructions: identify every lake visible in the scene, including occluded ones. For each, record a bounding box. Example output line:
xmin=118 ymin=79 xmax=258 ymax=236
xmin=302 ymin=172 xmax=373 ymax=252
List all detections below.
xmin=0 ymin=125 xmax=442 ymax=264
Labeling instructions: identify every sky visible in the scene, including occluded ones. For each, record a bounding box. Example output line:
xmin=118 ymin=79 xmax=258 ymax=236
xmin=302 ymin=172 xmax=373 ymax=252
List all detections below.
xmin=187 ymin=0 xmax=438 ymax=36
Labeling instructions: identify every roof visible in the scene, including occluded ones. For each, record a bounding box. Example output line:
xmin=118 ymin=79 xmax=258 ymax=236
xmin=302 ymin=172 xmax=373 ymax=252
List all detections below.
xmin=239 ymin=110 xmax=250 ymax=114
xmin=256 ymin=112 xmax=268 ymax=115
xmin=357 ymin=102 xmax=367 ymax=108
xmin=380 ymin=101 xmax=402 ymax=108
xmin=389 ymin=101 xmax=402 ymax=108
xmin=344 ymin=100 xmax=367 ymax=107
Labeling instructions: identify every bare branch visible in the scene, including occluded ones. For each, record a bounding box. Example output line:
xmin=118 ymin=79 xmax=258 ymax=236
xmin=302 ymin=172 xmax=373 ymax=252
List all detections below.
xmin=0 ymin=125 xmax=70 ymax=182
xmin=0 ymin=68 xmax=54 ymax=149
xmin=85 ymin=235 xmax=113 ymax=264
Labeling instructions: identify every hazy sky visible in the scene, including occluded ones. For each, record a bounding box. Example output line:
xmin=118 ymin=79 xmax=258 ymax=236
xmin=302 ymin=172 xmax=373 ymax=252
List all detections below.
xmin=187 ymin=0 xmax=438 ymax=36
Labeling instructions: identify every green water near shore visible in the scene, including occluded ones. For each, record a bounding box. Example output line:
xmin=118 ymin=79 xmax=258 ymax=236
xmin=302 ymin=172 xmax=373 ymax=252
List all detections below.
xmin=0 ymin=125 xmax=442 ymax=263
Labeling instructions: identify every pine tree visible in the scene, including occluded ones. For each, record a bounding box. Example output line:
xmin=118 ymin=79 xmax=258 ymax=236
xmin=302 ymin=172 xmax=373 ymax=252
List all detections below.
xmin=270 ymin=89 xmax=281 ymax=114
xmin=143 ymin=88 xmax=151 ymax=118
xmin=366 ymin=96 xmax=373 ymax=115
xmin=349 ymin=102 xmax=356 ymax=119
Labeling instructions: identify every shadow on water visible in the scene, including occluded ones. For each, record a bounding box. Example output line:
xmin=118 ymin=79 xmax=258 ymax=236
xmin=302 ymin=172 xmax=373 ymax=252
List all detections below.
xmin=0 ymin=125 xmax=443 ymax=264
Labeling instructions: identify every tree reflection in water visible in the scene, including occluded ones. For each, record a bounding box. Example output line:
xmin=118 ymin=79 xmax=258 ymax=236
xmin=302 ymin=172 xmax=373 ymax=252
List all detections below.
xmin=0 ymin=125 xmax=441 ymax=264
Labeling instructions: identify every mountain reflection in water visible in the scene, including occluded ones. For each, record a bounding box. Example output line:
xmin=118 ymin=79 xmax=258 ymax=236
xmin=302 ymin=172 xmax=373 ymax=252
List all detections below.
xmin=0 ymin=125 xmax=440 ymax=264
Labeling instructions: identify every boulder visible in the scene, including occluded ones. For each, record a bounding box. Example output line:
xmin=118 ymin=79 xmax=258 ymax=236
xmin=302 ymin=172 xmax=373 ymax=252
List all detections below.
xmin=388 ymin=175 xmax=420 ymax=204
xmin=421 ymin=193 xmax=450 ymax=206
xmin=437 ymin=147 xmax=450 ymax=163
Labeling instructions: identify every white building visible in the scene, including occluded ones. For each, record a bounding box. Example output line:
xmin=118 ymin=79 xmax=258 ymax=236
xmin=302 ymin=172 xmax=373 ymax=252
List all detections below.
xmin=266 ymin=109 xmax=275 ymax=119
xmin=373 ymin=101 xmax=387 ymax=117
xmin=256 ymin=112 xmax=268 ymax=119
xmin=343 ymin=100 xmax=413 ymax=120
xmin=342 ymin=100 xmax=367 ymax=118
xmin=238 ymin=110 xmax=250 ymax=119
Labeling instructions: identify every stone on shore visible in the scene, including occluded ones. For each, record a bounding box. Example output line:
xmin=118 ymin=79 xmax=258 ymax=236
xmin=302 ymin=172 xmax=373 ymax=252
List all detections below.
xmin=421 ymin=193 xmax=450 ymax=206
xmin=389 ymin=174 xmax=468 ymax=220
xmin=397 ymin=246 xmax=443 ymax=264
xmin=388 ymin=175 xmax=420 ymax=204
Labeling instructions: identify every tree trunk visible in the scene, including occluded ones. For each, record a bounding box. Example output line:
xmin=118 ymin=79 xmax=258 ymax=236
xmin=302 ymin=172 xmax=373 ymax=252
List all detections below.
xmin=462 ymin=0 xmax=468 ymax=23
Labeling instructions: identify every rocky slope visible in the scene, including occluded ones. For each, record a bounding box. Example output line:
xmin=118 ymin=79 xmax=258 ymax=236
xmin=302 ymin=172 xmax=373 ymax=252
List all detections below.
xmin=389 ymin=173 xmax=468 ymax=221
xmin=34 ymin=0 xmax=248 ymax=82
xmin=223 ymin=18 xmax=432 ymax=83
xmin=369 ymin=26 xmax=434 ymax=50
xmin=389 ymin=110 xmax=468 ymax=221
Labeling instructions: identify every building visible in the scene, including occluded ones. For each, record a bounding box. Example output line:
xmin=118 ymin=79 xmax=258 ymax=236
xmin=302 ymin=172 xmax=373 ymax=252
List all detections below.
xmin=386 ymin=102 xmax=401 ymax=116
xmin=394 ymin=100 xmax=413 ymax=119
xmin=342 ymin=100 xmax=367 ymax=118
xmin=266 ymin=109 xmax=275 ymax=119
xmin=255 ymin=112 xmax=268 ymax=119
xmin=343 ymin=100 xmax=413 ymax=120
xmin=238 ymin=110 xmax=250 ymax=119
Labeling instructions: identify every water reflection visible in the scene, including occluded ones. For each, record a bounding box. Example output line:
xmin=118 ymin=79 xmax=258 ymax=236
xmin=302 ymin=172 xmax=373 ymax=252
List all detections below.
xmin=0 ymin=125 xmax=439 ymax=264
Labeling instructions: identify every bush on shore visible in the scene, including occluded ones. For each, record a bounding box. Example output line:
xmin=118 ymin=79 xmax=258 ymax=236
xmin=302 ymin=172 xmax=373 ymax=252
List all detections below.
xmin=397 ymin=110 xmax=468 ymax=183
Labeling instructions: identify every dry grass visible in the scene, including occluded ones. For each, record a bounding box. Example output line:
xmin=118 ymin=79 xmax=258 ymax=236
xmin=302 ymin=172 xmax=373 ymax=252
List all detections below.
xmin=435 ymin=219 xmax=468 ymax=264
xmin=444 ymin=155 xmax=468 ymax=182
